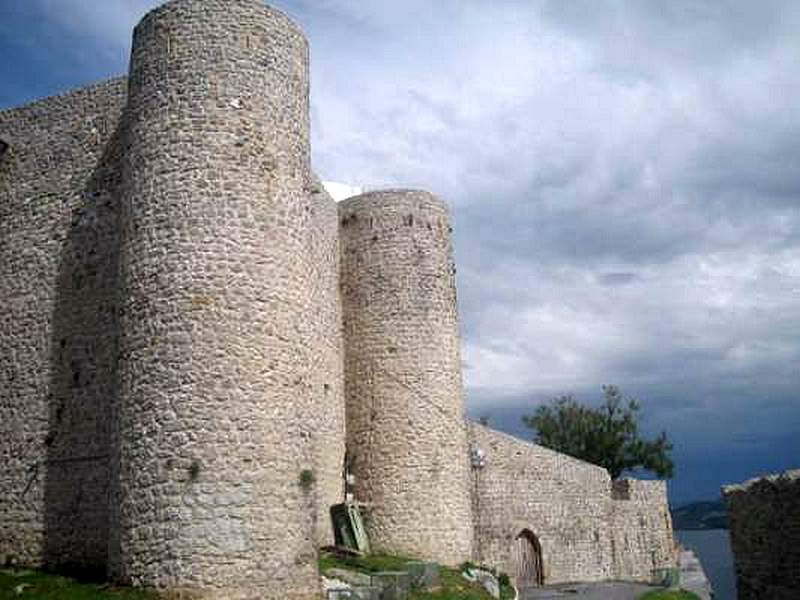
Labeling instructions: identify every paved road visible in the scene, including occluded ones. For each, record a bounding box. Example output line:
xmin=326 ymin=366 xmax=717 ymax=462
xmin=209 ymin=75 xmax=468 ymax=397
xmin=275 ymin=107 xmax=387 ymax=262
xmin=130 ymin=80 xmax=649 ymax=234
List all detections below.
xmin=519 ymin=582 xmax=662 ymax=600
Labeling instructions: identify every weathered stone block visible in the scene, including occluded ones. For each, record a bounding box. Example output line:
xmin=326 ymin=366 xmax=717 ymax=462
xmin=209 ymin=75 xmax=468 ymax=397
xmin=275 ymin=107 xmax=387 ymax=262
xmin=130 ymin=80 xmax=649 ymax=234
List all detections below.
xmin=403 ymin=561 xmax=439 ymax=588
xmin=326 ymin=568 xmax=372 ymax=588
xmin=350 ymin=586 xmax=382 ymax=600
xmin=370 ymin=571 xmax=410 ymax=600
xmin=325 ymin=586 xmax=381 ymax=600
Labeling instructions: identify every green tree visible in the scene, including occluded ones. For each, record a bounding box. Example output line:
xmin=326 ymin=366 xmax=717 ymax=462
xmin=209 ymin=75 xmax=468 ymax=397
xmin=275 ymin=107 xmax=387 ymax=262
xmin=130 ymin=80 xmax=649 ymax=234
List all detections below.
xmin=522 ymin=385 xmax=673 ymax=479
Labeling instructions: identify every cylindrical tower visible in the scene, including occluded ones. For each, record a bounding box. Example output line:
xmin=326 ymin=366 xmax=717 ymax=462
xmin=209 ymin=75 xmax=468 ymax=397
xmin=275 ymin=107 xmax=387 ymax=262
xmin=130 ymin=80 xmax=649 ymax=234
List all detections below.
xmin=339 ymin=190 xmax=474 ymax=565
xmin=111 ymin=1 xmax=319 ymax=597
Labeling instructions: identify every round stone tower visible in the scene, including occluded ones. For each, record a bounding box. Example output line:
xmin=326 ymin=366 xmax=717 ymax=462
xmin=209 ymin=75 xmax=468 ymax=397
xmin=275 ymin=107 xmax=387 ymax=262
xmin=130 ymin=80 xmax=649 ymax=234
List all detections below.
xmin=111 ymin=1 xmax=319 ymax=597
xmin=339 ymin=190 xmax=474 ymax=566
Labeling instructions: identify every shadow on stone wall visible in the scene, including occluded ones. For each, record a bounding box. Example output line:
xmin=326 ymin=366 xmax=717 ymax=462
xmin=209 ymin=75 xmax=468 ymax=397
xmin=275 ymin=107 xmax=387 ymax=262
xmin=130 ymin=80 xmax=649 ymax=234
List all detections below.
xmin=43 ymin=122 xmax=124 ymax=577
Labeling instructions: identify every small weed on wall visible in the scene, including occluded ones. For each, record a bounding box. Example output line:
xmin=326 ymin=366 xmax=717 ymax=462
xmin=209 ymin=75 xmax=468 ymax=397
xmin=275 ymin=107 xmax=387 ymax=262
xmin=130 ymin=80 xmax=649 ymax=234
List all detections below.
xmin=188 ymin=460 xmax=201 ymax=482
xmin=299 ymin=469 xmax=315 ymax=491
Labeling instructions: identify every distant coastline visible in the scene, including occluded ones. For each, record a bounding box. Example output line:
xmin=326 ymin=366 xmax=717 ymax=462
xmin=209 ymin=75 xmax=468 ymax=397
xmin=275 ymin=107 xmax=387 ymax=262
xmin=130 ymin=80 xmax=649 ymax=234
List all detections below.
xmin=671 ymin=500 xmax=728 ymax=531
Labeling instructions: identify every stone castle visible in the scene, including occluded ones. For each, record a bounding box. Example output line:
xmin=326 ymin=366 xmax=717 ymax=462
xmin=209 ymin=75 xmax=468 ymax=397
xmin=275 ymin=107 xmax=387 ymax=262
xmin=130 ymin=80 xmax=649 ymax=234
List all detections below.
xmin=0 ymin=1 xmax=676 ymax=597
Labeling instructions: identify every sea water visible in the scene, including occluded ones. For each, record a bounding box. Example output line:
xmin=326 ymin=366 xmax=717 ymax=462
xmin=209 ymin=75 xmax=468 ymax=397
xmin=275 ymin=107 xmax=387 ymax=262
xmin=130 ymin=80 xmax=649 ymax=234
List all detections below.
xmin=676 ymin=529 xmax=737 ymax=600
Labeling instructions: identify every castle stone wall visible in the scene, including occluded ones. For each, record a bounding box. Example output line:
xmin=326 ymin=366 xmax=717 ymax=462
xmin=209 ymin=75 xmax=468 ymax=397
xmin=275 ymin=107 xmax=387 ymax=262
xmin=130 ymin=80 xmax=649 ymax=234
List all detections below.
xmin=609 ymin=479 xmax=676 ymax=581
xmin=112 ymin=1 xmax=320 ymax=597
xmin=468 ymin=423 xmax=614 ymax=584
xmin=307 ymin=177 xmax=346 ymax=546
xmin=723 ymin=469 xmax=800 ymax=600
xmin=0 ymin=78 xmax=127 ymax=569
xmin=0 ymin=0 xmax=680 ymax=592
xmin=468 ymin=424 xmax=676 ymax=585
xmin=339 ymin=190 xmax=474 ymax=566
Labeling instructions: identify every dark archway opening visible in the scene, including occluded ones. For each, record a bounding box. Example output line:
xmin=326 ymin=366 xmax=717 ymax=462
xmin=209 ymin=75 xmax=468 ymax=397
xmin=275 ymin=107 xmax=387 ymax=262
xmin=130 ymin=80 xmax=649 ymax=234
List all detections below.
xmin=513 ymin=529 xmax=544 ymax=587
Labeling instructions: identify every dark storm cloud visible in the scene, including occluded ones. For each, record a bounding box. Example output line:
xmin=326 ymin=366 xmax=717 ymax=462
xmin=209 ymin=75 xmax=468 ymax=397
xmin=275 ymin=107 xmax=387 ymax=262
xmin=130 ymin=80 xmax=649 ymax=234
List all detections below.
xmin=4 ymin=0 xmax=799 ymax=503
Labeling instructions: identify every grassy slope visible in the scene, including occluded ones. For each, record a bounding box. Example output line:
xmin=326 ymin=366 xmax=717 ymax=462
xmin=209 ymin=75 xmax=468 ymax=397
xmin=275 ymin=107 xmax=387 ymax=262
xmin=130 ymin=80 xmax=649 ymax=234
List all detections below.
xmin=3 ymin=553 xmax=516 ymax=600
xmin=319 ymin=551 xmax=515 ymax=600
xmin=409 ymin=568 xmax=502 ymax=600
xmin=0 ymin=569 xmax=158 ymax=600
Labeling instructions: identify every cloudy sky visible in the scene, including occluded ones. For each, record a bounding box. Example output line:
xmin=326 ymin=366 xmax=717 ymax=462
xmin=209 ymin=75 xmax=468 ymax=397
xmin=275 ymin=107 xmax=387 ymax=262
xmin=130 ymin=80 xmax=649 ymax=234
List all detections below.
xmin=1 ymin=0 xmax=798 ymax=504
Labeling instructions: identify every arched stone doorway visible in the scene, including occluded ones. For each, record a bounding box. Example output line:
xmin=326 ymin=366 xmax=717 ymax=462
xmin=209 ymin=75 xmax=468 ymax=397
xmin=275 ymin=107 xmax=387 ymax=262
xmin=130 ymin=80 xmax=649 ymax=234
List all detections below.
xmin=512 ymin=529 xmax=544 ymax=587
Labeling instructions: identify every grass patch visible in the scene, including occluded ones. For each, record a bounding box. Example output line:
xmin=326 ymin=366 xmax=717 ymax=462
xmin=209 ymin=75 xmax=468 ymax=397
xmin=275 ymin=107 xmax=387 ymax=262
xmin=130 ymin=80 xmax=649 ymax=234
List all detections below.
xmin=319 ymin=550 xmax=515 ymax=600
xmin=319 ymin=551 xmax=417 ymax=574
xmin=410 ymin=567 xmax=506 ymax=600
xmin=638 ymin=590 xmax=701 ymax=600
xmin=0 ymin=568 xmax=159 ymax=599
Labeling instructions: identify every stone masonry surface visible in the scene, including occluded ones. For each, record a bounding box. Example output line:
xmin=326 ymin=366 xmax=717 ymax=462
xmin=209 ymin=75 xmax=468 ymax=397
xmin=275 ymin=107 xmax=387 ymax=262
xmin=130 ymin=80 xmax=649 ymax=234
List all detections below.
xmin=468 ymin=424 xmax=676 ymax=585
xmin=0 ymin=0 xmax=676 ymax=597
xmin=608 ymin=479 xmax=676 ymax=582
xmin=307 ymin=176 xmax=347 ymax=548
xmin=0 ymin=77 xmax=128 ymax=571
xmin=111 ymin=1 xmax=320 ymax=597
xmin=469 ymin=424 xmax=614 ymax=583
xmin=723 ymin=469 xmax=800 ymax=600
xmin=339 ymin=191 xmax=474 ymax=566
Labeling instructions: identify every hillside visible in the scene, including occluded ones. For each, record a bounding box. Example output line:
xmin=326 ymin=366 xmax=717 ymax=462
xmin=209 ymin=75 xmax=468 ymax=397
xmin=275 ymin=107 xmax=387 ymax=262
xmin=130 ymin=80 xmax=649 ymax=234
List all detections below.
xmin=671 ymin=500 xmax=728 ymax=530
